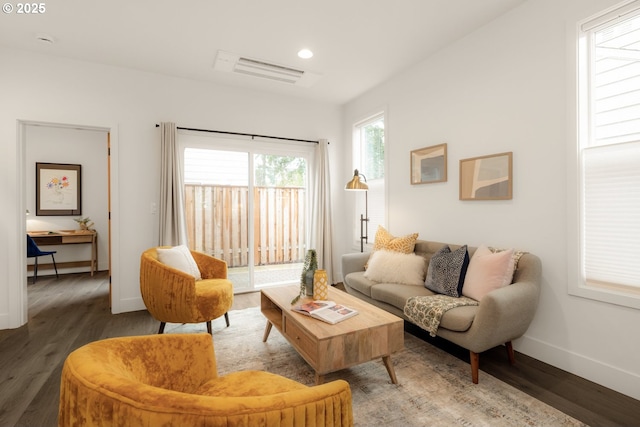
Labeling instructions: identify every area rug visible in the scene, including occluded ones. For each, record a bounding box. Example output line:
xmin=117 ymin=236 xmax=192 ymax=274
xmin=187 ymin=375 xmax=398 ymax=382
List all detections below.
xmin=195 ymin=307 xmax=586 ymax=427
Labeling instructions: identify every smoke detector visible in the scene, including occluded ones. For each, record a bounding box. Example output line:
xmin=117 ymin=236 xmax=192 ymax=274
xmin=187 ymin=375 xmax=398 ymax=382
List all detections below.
xmin=213 ymin=50 xmax=321 ymax=87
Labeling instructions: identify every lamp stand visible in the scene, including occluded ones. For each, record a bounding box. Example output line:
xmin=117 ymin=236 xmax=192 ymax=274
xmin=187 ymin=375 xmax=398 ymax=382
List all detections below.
xmin=359 ymin=191 xmax=369 ymax=252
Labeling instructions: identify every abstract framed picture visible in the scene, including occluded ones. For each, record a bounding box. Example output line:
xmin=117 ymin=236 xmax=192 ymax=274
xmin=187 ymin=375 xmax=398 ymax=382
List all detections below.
xmin=410 ymin=143 xmax=447 ymax=185
xmin=36 ymin=162 xmax=82 ymax=216
xmin=459 ymin=152 xmax=512 ymax=200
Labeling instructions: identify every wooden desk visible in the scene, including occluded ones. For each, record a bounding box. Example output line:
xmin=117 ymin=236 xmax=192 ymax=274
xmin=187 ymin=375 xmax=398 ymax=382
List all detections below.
xmin=28 ymin=230 xmax=98 ymax=276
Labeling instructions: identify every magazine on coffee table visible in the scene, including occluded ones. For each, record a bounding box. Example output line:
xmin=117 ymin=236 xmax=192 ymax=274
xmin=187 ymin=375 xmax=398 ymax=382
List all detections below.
xmin=292 ymin=300 xmax=359 ymax=324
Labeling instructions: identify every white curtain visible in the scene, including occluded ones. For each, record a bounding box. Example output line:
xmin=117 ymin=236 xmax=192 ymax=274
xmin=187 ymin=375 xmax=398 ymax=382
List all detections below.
xmin=159 ymin=122 xmax=187 ymax=246
xmin=309 ymin=139 xmax=334 ymax=283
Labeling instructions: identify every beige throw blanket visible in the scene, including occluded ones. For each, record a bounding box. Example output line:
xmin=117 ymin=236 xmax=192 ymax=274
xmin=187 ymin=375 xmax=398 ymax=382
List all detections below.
xmin=404 ymin=295 xmax=479 ymax=337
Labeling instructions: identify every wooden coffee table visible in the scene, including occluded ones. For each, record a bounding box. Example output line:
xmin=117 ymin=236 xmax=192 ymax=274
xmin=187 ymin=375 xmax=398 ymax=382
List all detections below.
xmin=261 ymin=285 xmax=404 ymax=385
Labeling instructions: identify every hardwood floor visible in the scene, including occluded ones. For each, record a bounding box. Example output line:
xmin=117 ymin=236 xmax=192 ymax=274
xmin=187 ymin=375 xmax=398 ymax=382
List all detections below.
xmin=1 ymin=273 xmax=638 ymax=426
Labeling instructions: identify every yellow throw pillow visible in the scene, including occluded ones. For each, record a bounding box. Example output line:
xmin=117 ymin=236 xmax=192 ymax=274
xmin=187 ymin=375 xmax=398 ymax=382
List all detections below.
xmin=373 ymin=226 xmax=419 ymax=254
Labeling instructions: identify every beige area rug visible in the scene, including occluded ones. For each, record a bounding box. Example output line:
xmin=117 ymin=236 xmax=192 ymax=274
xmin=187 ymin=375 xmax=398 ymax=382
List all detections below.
xmin=194 ymin=307 xmax=587 ymax=427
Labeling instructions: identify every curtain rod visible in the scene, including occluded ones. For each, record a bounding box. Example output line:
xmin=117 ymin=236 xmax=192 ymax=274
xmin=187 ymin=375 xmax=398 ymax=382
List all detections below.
xmin=155 ymin=124 xmax=319 ymax=144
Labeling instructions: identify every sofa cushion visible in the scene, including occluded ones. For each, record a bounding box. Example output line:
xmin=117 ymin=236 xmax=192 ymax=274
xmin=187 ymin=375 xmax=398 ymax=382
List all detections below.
xmin=462 ymin=245 xmax=515 ymax=301
xmin=371 ymin=283 xmax=435 ymax=311
xmin=425 ymin=245 xmax=469 ymax=297
xmin=343 ymin=271 xmax=376 ymax=298
xmin=439 ymin=305 xmax=478 ymax=332
xmin=350 ymin=280 xmax=478 ymax=332
xmin=196 ymin=371 xmax=307 ymax=397
xmin=364 ymin=250 xmax=426 ymax=286
xmin=372 ymin=226 xmax=419 ymax=254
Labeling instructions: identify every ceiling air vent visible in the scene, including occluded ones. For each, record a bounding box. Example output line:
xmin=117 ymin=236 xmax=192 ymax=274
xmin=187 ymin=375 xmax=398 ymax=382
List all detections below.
xmin=213 ymin=50 xmax=321 ymax=87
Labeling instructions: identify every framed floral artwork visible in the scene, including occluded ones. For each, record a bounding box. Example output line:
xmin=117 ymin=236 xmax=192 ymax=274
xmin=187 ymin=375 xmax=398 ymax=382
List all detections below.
xmin=36 ymin=162 xmax=82 ymax=216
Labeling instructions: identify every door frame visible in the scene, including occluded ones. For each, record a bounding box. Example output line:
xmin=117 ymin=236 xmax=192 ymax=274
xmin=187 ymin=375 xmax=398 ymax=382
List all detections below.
xmin=15 ymin=119 xmax=120 ymax=325
xmin=179 ymin=132 xmax=315 ymax=293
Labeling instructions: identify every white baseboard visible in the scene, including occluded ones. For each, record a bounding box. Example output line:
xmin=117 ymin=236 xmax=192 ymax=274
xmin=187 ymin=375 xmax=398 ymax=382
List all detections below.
xmin=0 ymin=313 xmax=10 ymax=330
xmin=515 ymin=335 xmax=640 ymax=401
xmin=112 ymin=297 xmax=146 ymax=314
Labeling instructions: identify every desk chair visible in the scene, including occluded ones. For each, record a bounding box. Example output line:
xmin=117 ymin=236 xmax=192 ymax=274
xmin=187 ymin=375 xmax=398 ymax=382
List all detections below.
xmin=27 ymin=235 xmax=59 ymax=283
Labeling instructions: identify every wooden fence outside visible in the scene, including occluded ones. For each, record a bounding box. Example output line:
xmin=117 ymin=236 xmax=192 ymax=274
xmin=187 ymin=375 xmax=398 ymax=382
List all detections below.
xmin=185 ymin=184 xmax=307 ymax=267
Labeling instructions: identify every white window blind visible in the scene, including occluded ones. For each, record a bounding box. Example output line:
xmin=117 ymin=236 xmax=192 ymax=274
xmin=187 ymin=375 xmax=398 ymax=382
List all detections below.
xmin=583 ymin=142 xmax=640 ymax=291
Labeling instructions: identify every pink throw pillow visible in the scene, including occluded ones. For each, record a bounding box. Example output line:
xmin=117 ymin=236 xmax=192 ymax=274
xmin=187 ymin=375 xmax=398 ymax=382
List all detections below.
xmin=462 ymin=245 xmax=515 ymax=301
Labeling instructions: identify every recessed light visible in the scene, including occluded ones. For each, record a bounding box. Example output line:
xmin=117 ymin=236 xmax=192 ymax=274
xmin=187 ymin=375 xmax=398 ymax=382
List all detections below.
xmin=297 ymin=49 xmax=313 ymax=59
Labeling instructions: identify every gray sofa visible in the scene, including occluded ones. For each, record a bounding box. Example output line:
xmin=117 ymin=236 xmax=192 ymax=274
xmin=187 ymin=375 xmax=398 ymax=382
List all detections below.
xmin=341 ymin=239 xmax=541 ymax=383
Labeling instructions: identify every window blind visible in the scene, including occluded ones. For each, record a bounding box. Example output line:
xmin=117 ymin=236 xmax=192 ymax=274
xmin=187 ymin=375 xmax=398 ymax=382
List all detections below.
xmin=581 ymin=4 xmax=640 ymax=292
xmin=583 ymin=142 xmax=640 ymax=289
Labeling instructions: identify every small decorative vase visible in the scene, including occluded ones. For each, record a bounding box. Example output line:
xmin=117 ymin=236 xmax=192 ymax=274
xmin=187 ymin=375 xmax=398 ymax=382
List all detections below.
xmin=313 ymin=269 xmax=328 ymax=300
xmin=304 ymin=270 xmax=315 ymax=296
xmin=300 ymin=249 xmax=318 ymax=297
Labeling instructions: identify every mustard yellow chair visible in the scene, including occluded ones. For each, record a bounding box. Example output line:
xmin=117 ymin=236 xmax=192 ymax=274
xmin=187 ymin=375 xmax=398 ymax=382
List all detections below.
xmin=140 ymin=247 xmax=233 ymax=334
xmin=58 ymin=333 xmax=354 ymax=427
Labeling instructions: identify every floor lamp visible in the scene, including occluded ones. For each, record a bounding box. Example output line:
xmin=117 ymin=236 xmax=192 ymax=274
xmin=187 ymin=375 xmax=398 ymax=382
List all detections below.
xmin=345 ymin=169 xmax=369 ymax=252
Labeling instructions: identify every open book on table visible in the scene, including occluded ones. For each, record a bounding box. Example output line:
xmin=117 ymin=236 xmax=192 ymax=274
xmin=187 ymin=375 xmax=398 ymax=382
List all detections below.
xmin=292 ymin=300 xmax=358 ymax=324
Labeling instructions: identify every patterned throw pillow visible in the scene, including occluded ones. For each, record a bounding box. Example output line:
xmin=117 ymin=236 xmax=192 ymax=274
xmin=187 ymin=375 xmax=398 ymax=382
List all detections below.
xmin=424 ymin=245 xmax=469 ymax=297
xmin=372 ymin=226 xmax=419 ymax=253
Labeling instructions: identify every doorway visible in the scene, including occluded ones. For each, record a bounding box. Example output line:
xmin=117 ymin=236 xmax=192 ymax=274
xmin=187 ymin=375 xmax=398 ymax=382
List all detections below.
xmin=21 ymin=121 xmax=113 ymax=309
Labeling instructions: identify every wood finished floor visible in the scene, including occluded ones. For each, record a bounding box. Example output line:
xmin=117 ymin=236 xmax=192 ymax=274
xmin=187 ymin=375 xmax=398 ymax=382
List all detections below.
xmin=1 ymin=272 xmax=639 ymax=426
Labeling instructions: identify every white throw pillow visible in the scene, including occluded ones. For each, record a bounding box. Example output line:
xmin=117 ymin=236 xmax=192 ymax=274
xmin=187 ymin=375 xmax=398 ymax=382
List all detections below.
xmin=364 ymin=250 xmax=426 ymax=286
xmin=462 ymin=245 xmax=514 ymax=301
xmin=156 ymin=245 xmax=202 ymax=280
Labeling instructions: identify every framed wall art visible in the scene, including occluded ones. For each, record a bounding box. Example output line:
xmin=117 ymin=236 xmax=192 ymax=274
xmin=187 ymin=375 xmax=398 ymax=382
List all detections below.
xmin=410 ymin=143 xmax=447 ymax=185
xmin=459 ymin=152 xmax=512 ymax=200
xmin=36 ymin=162 xmax=82 ymax=215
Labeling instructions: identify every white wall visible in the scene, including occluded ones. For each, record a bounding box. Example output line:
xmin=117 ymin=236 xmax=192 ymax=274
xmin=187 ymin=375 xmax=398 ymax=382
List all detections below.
xmin=341 ymin=0 xmax=639 ymax=401
xmin=25 ymin=124 xmax=109 ymax=274
xmin=2 ymin=0 xmax=638 ymax=403
xmin=0 ymin=47 xmax=342 ymax=326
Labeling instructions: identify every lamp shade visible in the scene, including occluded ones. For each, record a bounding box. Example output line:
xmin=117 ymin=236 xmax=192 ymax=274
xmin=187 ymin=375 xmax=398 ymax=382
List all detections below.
xmin=345 ymin=169 xmax=368 ymax=191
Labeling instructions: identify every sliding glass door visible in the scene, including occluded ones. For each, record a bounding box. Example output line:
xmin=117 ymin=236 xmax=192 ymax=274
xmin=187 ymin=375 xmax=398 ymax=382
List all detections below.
xmin=181 ymin=134 xmax=312 ymax=293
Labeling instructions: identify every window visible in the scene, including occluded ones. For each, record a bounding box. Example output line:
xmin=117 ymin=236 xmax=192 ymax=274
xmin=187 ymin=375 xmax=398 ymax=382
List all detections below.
xmin=575 ymin=1 xmax=640 ymax=308
xmin=181 ymin=134 xmax=313 ymax=293
xmin=352 ymin=112 xmax=385 ymax=249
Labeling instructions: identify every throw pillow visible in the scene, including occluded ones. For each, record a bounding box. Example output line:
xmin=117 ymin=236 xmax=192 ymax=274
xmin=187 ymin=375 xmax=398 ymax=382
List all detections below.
xmin=462 ymin=245 xmax=515 ymax=301
xmin=424 ymin=245 xmax=469 ymax=297
xmin=372 ymin=225 xmax=419 ymax=254
xmin=364 ymin=250 xmax=426 ymax=286
xmin=489 ymin=246 xmax=527 ymax=273
xmin=156 ymin=245 xmax=202 ymax=280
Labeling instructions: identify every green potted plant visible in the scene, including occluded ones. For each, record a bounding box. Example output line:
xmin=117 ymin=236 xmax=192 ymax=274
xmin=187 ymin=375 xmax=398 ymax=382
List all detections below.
xmin=74 ymin=217 xmax=94 ymax=231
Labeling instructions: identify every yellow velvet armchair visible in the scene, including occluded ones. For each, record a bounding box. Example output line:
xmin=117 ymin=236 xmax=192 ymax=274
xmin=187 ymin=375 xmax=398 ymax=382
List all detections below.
xmin=58 ymin=333 xmax=354 ymax=427
xmin=140 ymin=247 xmax=234 ymax=334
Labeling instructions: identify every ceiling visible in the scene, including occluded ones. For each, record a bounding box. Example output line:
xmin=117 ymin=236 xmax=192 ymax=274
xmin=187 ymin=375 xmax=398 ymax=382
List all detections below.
xmin=0 ymin=0 xmax=526 ymax=105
